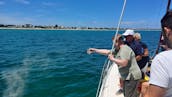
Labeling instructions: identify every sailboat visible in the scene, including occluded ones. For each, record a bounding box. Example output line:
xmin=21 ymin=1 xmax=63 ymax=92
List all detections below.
xmin=95 ymin=0 xmax=171 ymax=97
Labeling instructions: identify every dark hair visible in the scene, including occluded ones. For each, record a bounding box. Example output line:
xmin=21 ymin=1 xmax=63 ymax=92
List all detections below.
xmin=161 ymin=10 xmax=172 ymax=29
xmin=161 ymin=10 xmax=172 ymax=49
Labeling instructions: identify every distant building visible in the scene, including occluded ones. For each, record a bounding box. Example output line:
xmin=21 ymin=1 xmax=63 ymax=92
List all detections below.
xmin=6 ymin=25 xmax=16 ymax=28
xmin=24 ymin=24 xmax=33 ymax=28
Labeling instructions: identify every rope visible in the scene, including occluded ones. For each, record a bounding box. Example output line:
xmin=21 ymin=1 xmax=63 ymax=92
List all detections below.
xmin=167 ymin=0 xmax=171 ymax=12
xmin=96 ymin=0 xmax=127 ymax=97
xmin=111 ymin=0 xmax=127 ymax=53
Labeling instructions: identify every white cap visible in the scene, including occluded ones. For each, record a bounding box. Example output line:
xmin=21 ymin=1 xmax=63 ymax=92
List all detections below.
xmin=122 ymin=29 xmax=135 ymax=36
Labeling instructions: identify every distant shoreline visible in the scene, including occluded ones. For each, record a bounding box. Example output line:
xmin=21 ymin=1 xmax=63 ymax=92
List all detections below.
xmin=0 ymin=27 xmax=161 ymax=31
xmin=0 ymin=27 xmax=113 ymax=31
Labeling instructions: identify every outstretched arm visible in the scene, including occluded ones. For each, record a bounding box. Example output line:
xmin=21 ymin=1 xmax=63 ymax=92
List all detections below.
xmin=87 ymin=48 xmax=110 ymax=56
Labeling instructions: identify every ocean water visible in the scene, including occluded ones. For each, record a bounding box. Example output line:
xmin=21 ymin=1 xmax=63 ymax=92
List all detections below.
xmin=0 ymin=29 xmax=160 ymax=97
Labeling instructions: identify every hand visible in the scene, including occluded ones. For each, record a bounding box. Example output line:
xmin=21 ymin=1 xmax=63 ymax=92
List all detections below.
xmin=108 ymin=54 xmax=115 ymax=61
xmin=87 ymin=48 xmax=96 ymax=54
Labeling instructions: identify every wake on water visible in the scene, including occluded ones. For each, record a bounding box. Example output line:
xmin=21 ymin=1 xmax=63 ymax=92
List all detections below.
xmin=2 ymin=54 xmax=51 ymax=97
xmin=2 ymin=58 xmax=30 ymax=97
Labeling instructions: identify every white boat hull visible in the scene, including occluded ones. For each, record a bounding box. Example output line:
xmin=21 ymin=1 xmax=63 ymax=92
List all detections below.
xmin=99 ymin=63 xmax=124 ymax=97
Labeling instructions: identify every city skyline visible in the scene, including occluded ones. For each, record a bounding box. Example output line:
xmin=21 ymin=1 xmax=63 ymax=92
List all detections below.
xmin=0 ymin=0 xmax=170 ymax=28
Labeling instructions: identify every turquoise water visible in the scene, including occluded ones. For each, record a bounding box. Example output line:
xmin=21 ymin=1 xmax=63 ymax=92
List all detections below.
xmin=0 ymin=29 xmax=160 ymax=97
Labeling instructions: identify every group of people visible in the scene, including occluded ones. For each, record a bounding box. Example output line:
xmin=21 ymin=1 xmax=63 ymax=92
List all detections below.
xmin=87 ymin=10 xmax=172 ymax=97
xmin=88 ymin=29 xmax=149 ymax=97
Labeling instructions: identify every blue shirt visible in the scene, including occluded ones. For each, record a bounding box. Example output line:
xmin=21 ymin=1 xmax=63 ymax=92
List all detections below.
xmin=125 ymin=40 xmax=143 ymax=56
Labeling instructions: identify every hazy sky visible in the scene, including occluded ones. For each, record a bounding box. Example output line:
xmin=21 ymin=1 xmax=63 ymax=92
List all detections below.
xmin=0 ymin=0 xmax=170 ymax=28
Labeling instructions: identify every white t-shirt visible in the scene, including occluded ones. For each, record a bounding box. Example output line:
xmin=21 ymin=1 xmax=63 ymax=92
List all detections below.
xmin=149 ymin=50 xmax=172 ymax=97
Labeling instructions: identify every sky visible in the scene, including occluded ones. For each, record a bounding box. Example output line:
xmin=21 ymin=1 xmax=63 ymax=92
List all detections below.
xmin=0 ymin=0 xmax=170 ymax=28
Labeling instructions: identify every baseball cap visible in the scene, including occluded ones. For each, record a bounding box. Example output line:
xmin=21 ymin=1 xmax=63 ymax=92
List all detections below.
xmin=122 ymin=29 xmax=135 ymax=36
